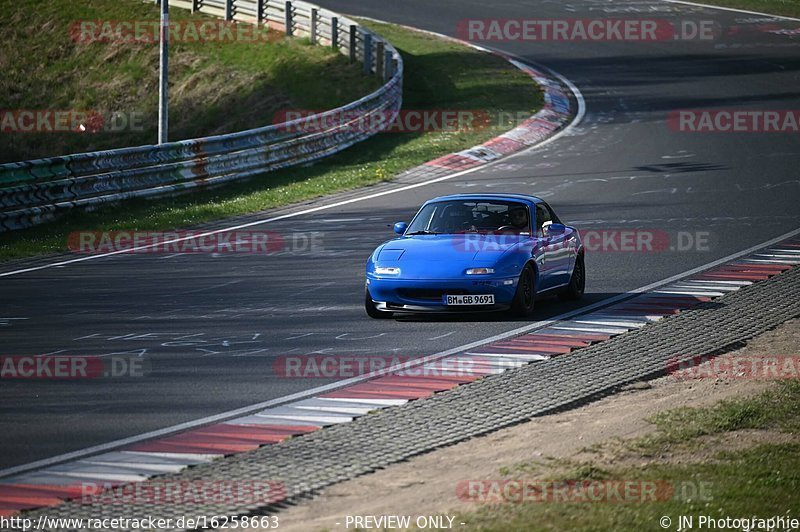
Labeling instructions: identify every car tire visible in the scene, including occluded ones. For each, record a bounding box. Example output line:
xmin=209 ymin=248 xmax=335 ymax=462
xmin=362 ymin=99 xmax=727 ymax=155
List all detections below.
xmin=559 ymin=253 xmax=585 ymax=301
xmin=365 ymin=287 xmax=394 ymax=319
xmin=510 ymin=264 xmax=536 ymax=317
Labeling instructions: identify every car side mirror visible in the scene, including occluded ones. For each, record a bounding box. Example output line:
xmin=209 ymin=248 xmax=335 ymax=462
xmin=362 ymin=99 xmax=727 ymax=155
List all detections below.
xmin=393 ymin=222 xmax=408 ymax=235
xmin=544 ymin=222 xmax=566 ymax=235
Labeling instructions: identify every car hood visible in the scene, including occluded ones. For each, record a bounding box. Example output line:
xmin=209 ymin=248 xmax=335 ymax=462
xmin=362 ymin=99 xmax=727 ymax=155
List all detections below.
xmin=374 ymin=234 xmax=526 ymax=278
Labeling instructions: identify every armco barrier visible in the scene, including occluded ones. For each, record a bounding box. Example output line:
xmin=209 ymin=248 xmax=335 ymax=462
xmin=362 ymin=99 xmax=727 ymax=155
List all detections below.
xmin=0 ymin=0 xmax=402 ymax=231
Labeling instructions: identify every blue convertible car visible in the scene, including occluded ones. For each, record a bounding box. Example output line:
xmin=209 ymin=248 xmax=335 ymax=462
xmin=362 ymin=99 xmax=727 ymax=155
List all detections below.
xmin=365 ymin=194 xmax=584 ymax=318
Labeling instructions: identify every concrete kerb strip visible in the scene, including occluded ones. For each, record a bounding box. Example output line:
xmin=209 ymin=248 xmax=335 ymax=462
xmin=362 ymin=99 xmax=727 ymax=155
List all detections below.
xmin=358 ymin=16 xmax=586 ymax=168
xmin=11 ymin=257 xmax=800 ymax=529
xmin=4 ymin=16 xmax=800 ymax=528
xmin=2 ymin=230 xmax=798 ymax=523
xmin=0 ymin=28 xmax=585 ymax=484
xmin=0 ymin=226 xmax=790 ymax=479
xmin=4 ymin=5 xmax=799 ymax=528
xmin=0 ymin=22 xmax=585 ymax=520
xmin=0 ymin=23 xmax=582 ymax=278
xmin=0 ymin=0 xmax=405 ymax=233
xmin=4 ymin=16 xmax=800 ymax=524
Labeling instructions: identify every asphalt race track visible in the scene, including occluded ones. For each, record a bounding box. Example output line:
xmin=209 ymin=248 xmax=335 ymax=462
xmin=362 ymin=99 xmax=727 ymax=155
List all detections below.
xmin=1 ymin=0 xmax=798 ymax=471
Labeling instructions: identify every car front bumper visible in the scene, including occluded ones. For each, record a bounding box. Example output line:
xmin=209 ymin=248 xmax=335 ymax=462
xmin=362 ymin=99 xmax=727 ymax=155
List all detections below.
xmin=366 ymin=276 xmax=519 ymax=312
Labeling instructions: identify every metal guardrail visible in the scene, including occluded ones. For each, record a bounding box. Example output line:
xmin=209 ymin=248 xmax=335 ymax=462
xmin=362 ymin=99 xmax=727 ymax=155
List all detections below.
xmin=0 ymin=0 xmax=403 ymax=231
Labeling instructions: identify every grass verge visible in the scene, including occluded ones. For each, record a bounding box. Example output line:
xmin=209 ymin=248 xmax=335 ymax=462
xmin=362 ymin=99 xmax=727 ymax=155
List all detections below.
xmin=0 ymin=0 xmax=378 ymax=163
xmin=455 ymin=381 xmax=800 ymax=531
xmin=631 ymin=380 xmax=800 ymax=454
xmin=0 ymin=19 xmax=542 ymax=261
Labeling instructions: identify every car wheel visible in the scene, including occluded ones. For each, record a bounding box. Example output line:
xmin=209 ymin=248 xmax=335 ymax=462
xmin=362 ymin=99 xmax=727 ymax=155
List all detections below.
xmin=560 ymin=254 xmax=585 ymax=301
xmin=510 ymin=264 xmax=536 ymax=317
xmin=365 ymin=287 xmax=394 ymax=319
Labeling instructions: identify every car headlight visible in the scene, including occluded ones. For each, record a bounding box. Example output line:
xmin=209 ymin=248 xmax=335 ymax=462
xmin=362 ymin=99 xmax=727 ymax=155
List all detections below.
xmin=375 ymin=266 xmax=401 ymax=275
xmin=466 ymin=268 xmax=495 ymax=275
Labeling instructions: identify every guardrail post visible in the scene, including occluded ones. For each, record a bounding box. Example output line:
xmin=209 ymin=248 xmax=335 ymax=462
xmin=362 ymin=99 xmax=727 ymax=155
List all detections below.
xmin=310 ymin=8 xmax=318 ymax=43
xmin=384 ymin=49 xmax=394 ymax=80
xmin=285 ymin=1 xmax=293 ymax=36
xmin=349 ymin=25 xmax=357 ymax=63
xmin=363 ymin=33 xmax=372 ymax=75
xmin=376 ymin=41 xmax=384 ymax=79
xmin=0 ymin=1 xmax=404 ymax=234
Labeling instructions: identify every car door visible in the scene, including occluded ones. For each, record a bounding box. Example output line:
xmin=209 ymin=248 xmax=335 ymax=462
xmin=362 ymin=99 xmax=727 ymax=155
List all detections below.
xmin=535 ymin=203 xmax=574 ymax=289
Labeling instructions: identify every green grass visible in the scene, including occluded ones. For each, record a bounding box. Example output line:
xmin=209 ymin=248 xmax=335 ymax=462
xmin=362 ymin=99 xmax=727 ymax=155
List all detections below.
xmin=0 ymin=0 xmax=379 ymax=163
xmin=452 ymin=382 xmax=800 ymax=531
xmin=632 ymin=380 xmax=800 ymax=455
xmin=0 ymin=19 xmax=542 ymax=260
xmin=691 ymin=0 xmax=800 ymax=18
xmin=458 ymin=444 xmax=800 ymax=532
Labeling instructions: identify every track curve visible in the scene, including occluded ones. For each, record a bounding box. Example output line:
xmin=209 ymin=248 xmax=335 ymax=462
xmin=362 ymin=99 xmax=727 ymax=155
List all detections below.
xmin=1 ymin=0 xmax=798 ymax=471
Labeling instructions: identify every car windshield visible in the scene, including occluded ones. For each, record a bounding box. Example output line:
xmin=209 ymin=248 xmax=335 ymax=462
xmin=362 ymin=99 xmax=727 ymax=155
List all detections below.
xmin=406 ymin=200 xmax=531 ymax=235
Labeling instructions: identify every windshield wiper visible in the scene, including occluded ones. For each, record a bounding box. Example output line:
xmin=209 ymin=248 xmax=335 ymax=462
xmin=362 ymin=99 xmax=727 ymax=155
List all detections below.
xmin=405 ymin=230 xmax=441 ymax=235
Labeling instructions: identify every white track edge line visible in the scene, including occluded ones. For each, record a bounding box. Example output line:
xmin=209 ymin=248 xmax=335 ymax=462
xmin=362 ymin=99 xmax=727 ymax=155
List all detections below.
xmin=0 ymin=30 xmax=586 ymax=478
xmin=661 ymin=0 xmax=800 ymax=21
xmin=1 ymin=226 xmax=798 ymax=479
xmin=0 ymin=36 xmax=584 ymax=279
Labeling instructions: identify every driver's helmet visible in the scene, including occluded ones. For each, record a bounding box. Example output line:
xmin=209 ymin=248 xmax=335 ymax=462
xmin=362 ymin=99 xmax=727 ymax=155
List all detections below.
xmin=508 ymin=206 xmax=529 ymax=228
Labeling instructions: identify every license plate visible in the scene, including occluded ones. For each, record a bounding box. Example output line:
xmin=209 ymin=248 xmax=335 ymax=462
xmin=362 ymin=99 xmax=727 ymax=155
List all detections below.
xmin=443 ymin=294 xmax=495 ymax=306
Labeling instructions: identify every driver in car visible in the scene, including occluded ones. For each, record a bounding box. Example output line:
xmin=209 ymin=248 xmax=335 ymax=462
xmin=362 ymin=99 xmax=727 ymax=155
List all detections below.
xmin=506 ymin=207 xmax=529 ymax=231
